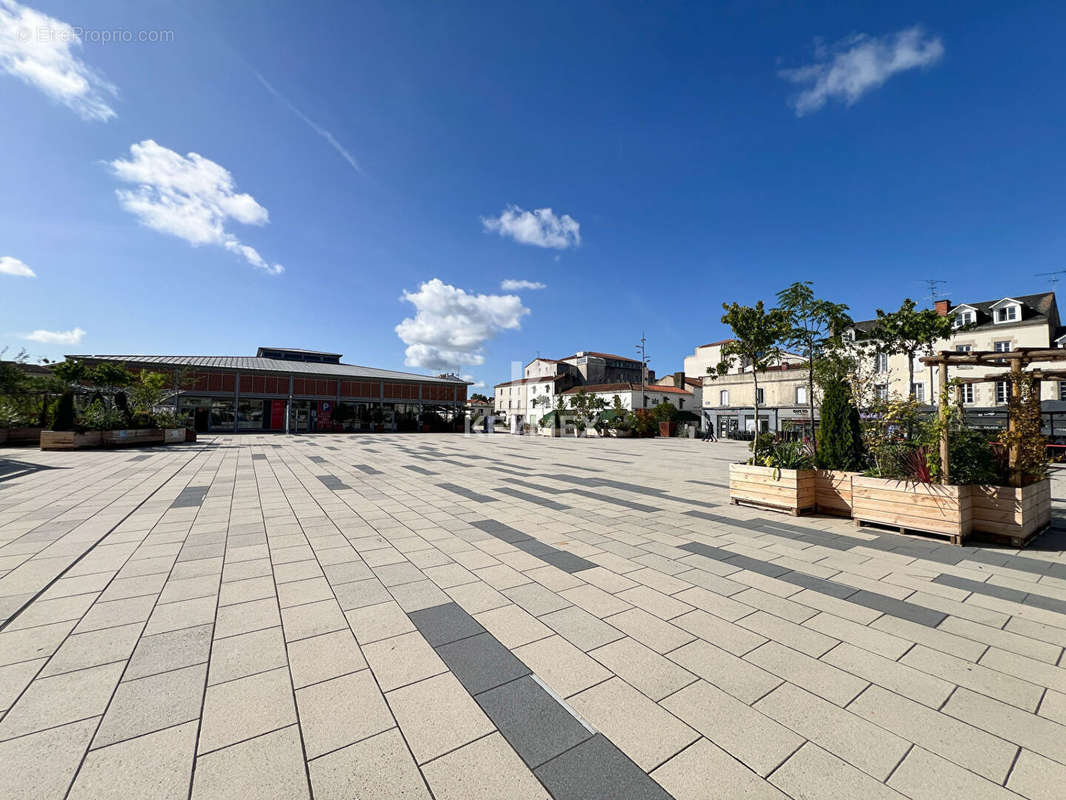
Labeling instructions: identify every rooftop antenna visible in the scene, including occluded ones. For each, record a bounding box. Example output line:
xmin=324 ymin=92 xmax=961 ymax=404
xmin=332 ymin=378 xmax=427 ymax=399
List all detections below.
xmin=920 ymin=279 xmax=947 ymax=308
xmin=1036 ymin=269 xmax=1066 ymax=291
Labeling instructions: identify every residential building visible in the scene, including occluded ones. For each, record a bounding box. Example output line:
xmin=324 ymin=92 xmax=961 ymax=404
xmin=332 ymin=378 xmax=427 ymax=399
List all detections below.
xmin=68 ymin=347 xmax=468 ymax=433
xmin=561 ymin=382 xmax=695 ymax=414
xmin=493 ymin=350 xmax=654 ymax=428
xmin=702 ymin=364 xmax=816 ymax=438
xmin=655 ymin=371 xmax=703 ymax=410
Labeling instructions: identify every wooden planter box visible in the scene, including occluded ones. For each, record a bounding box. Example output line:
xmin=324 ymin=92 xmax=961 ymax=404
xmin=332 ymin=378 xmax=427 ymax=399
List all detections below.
xmin=608 ymin=429 xmax=633 ymax=438
xmin=103 ymin=429 xmax=165 ymax=447
xmin=41 ymin=431 xmax=103 ymax=450
xmin=728 ymin=464 xmax=816 ymax=515
xmin=852 ymin=477 xmax=971 ymax=545
xmin=538 ymin=427 xmax=562 ymax=437
xmin=659 ymin=421 xmax=677 ymax=437
xmin=163 ymin=428 xmax=186 ymax=444
xmin=185 ymin=428 xmax=197 ymax=442
xmin=971 ymin=479 xmax=1051 ymax=546
xmin=0 ymin=427 xmax=43 ymax=446
xmin=815 ymin=470 xmax=860 ymax=516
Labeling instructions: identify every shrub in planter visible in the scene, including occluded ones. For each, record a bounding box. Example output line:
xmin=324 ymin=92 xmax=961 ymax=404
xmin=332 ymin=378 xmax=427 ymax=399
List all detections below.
xmin=815 ymin=380 xmax=863 ymax=471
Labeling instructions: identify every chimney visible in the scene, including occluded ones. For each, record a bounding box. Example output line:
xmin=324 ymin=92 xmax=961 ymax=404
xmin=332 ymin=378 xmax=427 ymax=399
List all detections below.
xmin=934 ymin=299 xmax=951 ymax=316
xmin=674 ymin=371 xmax=685 ymax=388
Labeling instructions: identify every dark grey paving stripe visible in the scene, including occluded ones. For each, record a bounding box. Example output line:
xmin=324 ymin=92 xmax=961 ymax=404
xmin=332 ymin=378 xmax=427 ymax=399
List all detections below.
xmin=679 ymin=541 xmax=947 ymax=627
xmin=933 ymin=573 xmax=1066 ymax=615
xmin=251 ymin=454 xmax=267 ymax=461
xmin=128 ymin=454 xmax=152 ymax=462
xmin=493 ymin=486 xmax=572 ymax=511
xmin=686 ymin=479 xmax=729 ymax=489
xmin=436 ymin=483 xmax=498 ymax=503
xmin=535 ymin=733 xmax=673 ymax=800
xmin=317 ymin=475 xmax=350 ymax=491
xmin=566 ymin=488 xmax=660 ymax=513
xmin=470 ymin=520 xmax=598 ymax=574
xmin=308 ymin=455 xmax=327 ymax=463
xmin=403 ymin=465 xmax=437 ymax=475
xmin=353 ymin=464 xmax=383 ymax=475
xmin=408 ymin=601 xmax=671 ymax=799
xmin=171 ymin=486 xmax=209 ymax=508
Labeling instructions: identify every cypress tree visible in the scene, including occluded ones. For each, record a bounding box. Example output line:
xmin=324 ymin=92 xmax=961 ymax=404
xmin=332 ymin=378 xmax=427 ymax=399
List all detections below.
xmin=53 ymin=391 xmax=76 ymax=432
xmin=816 ymin=379 xmax=863 ymax=470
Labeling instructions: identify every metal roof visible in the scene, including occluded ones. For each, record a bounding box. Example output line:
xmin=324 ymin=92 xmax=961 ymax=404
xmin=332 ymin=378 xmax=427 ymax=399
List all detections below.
xmin=67 ymin=355 xmax=468 ymax=384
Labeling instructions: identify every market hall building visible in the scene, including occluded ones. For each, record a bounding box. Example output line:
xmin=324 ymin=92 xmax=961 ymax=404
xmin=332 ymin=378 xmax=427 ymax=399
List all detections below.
xmin=67 ymin=347 xmax=469 ymax=433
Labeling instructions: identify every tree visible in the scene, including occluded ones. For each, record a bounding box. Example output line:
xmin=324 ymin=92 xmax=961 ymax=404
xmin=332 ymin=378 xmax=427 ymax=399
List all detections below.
xmin=469 ymin=392 xmax=490 ymax=403
xmin=869 ymin=299 xmax=958 ymax=401
xmin=776 ymin=282 xmax=851 ymax=448
xmin=709 ymin=301 xmax=789 ymax=449
xmin=815 ymin=378 xmax=864 ymax=470
xmin=53 ymin=391 xmax=76 ymax=431
xmin=567 ymin=389 xmax=606 ymax=434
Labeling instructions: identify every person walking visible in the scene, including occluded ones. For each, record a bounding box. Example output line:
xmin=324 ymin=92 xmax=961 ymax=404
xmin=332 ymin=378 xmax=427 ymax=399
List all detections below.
xmin=702 ymin=420 xmax=716 ymax=442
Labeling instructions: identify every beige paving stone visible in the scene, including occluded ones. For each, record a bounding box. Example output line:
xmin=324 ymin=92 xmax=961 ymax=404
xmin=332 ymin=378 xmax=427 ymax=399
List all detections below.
xmin=295 ymin=668 xmax=394 ymax=758
xmin=1007 ymin=748 xmax=1066 ymax=800
xmin=364 ymin=630 xmax=447 ymax=691
xmin=569 ymin=677 xmax=698 ymax=771
xmin=668 ymin=584 xmax=754 ymax=622
xmin=191 ymin=724 xmax=310 ymax=800
xmin=560 ymin=584 xmax=633 ymax=617
xmin=93 ymin=663 xmax=207 ymax=748
xmin=345 ymin=600 xmax=415 ymax=644
xmin=1038 ymin=688 xmax=1066 ymax=726
xmin=669 ymin=639 xmax=781 ymax=703
xmin=125 ymin=623 xmax=213 ymax=680
xmin=144 ymin=595 xmax=217 ymax=636
xmin=591 ymin=637 xmax=697 ymax=701
xmin=979 ymin=646 xmax=1066 ymax=695
xmin=0 ymin=657 xmax=45 ymax=713
xmin=70 ymin=719 xmax=198 ymax=800
xmin=871 ymin=615 xmax=987 ymax=661
xmin=513 ymin=634 xmax=612 ymax=698
xmin=0 ymin=717 xmax=98 ymax=800
xmin=606 ymin=607 xmax=695 ymax=653
xmin=901 ymin=644 xmax=1043 ymax=711
xmin=848 ymin=685 xmax=1017 ymax=783
xmin=77 ymin=594 xmax=157 ymax=633
xmin=197 ymin=666 xmax=297 ymax=754
xmin=445 ymin=580 xmax=510 ymax=614
xmin=41 ymin=621 xmax=143 ymax=677
xmin=5 ymin=591 xmax=99 ymax=631
xmin=1004 ymin=615 xmax=1066 ymax=648
xmin=208 ymin=625 xmax=288 ymax=685
xmin=287 ymin=628 xmax=367 ymax=688
xmin=821 ymin=642 xmax=953 ymax=709
xmin=627 ymin=566 xmax=691 ymax=594
xmin=213 ymin=596 xmax=280 ymax=639
xmin=474 ymin=563 xmax=531 ymax=590
xmin=769 ymin=742 xmax=908 ymax=800
xmin=661 ymin=679 xmax=804 ymax=777
xmin=0 ymin=619 xmax=76 ymax=665
xmin=421 ymin=732 xmax=546 ymax=800
xmin=218 ymin=575 xmax=276 ymax=607
xmin=387 ymin=672 xmax=494 ymax=763
xmin=0 ymin=661 xmax=124 ymax=741
xmin=746 ymin=641 xmax=867 ymax=706
xmin=474 ymin=603 xmax=553 ymax=648
xmin=940 ymin=616 xmax=1062 ymax=664
xmin=887 ymin=745 xmax=1018 ymax=800
xmin=501 ymin=581 xmax=571 ymax=616
xmin=803 ymin=611 xmax=911 ymax=659
xmin=733 ymin=588 xmax=816 ymax=624
xmin=309 ymin=727 xmax=431 ymax=800
xmin=390 ymin=579 xmax=452 ymax=611
xmin=755 ymin=682 xmax=909 ymax=780
xmin=276 ymin=575 xmax=335 ymax=607
xmin=540 ymin=605 xmax=624 ymax=651
xmin=738 ymin=611 xmax=838 ymax=657
xmin=942 ymin=687 xmax=1066 ymax=766
xmin=524 ymin=563 xmax=583 ymax=591
xmin=651 ymin=737 xmax=790 ymax=800
xmin=280 ymin=597 xmax=348 ymax=642
xmin=579 ymin=565 xmax=638 ymax=593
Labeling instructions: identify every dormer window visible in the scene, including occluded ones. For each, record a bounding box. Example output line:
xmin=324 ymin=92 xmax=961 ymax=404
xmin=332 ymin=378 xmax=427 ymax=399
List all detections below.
xmin=954 ymin=310 xmax=974 ymax=328
xmin=995 ymin=305 xmax=1018 ymax=323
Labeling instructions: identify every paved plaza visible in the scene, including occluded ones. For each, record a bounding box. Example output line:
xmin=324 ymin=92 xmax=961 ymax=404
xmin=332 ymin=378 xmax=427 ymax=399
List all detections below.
xmin=2 ymin=434 xmax=1066 ymax=799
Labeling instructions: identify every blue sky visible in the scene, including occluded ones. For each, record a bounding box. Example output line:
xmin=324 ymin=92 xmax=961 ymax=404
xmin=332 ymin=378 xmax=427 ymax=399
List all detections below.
xmin=3 ymin=1 xmax=1066 ymax=389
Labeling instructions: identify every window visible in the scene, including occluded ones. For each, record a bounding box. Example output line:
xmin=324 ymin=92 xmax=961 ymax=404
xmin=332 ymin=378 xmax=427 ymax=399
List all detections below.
xmin=954 ymin=310 xmax=974 ymax=327
xmin=962 ymin=384 xmax=974 ymax=404
xmin=874 ymin=352 xmax=888 ymax=373
xmin=1061 ymin=382 xmax=1066 ymax=401
xmin=995 ymin=305 xmax=1019 ymax=323
xmin=996 ymin=382 xmax=1009 ymax=404
xmin=679 ymin=399 xmax=685 ymax=409
xmin=796 ymin=385 xmax=808 ymax=404
xmin=994 ymin=340 xmax=1010 ymax=353
xmin=914 ymin=383 xmax=925 ymax=403
xmin=720 ymin=389 xmax=729 ymax=406
xmin=875 ymin=384 xmax=888 ymax=401
xmin=955 ymin=344 xmax=972 ymax=353
xmin=756 ymin=388 xmax=765 ymax=404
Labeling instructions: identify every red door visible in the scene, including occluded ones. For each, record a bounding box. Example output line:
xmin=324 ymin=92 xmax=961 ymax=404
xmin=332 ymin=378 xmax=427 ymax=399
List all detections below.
xmin=270 ymin=400 xmax=285 ymax=430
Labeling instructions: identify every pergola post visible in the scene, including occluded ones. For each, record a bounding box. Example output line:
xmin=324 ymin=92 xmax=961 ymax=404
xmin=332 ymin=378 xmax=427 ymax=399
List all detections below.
xmin=1009 ymin=359 xmax=1023 ymax=488
xmin=938 ymin=359 xmax=950 ymax=485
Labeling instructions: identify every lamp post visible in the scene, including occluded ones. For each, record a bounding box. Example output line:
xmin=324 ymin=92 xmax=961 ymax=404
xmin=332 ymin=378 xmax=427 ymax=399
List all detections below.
xmin=635 ymin=332 xmax=648 ymax=409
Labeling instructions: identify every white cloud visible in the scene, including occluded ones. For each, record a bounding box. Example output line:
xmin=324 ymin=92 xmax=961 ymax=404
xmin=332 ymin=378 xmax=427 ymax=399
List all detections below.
xmin=482 ymin=206 xmax=580 ymax=249
xmin=22 ymin=327 xmax=84 ymax=344
xmin=109 ymin=140 xmax=283 ymax=274
xmin=0 ymin=256 xmax=35 ymax=277
xmin=255 ymin=72 xmax=361 ymax=175
xmin=462 ymin=374 xmax=486 ymax=389
xmin=0 ymin=0 xmax=117 ymax=121
xmin=500 ymin=279 xmax=546 ymax=291
xmin=780 ymin=26 xmax=943 ymax=116
xmin=395 ymin=278 xmax=529 ymax=371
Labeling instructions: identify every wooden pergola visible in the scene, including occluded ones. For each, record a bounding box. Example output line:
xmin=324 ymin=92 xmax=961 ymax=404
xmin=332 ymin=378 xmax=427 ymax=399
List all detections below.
xmin=920 ymin=347 xmax=1065 ymax=487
